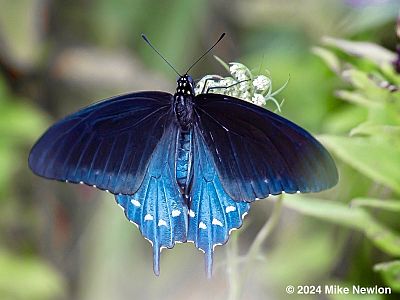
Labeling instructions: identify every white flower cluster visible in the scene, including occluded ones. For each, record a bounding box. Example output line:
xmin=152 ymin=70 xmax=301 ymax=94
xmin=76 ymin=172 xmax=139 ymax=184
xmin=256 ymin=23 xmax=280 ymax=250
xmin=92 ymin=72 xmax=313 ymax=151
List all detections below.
xmin=195 ymin=59 xmax=287 ymax=112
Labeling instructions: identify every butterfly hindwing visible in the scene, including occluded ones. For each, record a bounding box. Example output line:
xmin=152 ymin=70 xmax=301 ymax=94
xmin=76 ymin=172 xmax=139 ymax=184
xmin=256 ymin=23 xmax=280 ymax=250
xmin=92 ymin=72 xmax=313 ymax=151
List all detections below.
xmin=115 ymin=123 xmax=187 ymax=275
xmin=188 ymin=125 xmax=250 ymax=277
xmin=29 ymin=92 xmax=174 ymax=195
xmin=193 ymin=93 xmax=338 ymax=202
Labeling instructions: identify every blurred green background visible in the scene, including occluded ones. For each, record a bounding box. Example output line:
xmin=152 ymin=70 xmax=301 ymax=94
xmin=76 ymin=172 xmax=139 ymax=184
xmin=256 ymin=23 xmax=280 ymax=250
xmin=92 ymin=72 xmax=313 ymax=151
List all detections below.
xmin=0 ymin=0 xmax=399 ymax=299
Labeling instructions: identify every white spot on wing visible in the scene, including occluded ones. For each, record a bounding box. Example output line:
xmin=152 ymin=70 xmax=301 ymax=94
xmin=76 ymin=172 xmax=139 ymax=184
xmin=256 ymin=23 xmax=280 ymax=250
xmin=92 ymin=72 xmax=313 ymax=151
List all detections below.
xmin=79 ymin=181 xmax=84 ymax=184
xmin=189 ymin=210 xmax=195 ymax=217
xmin=130 ymin=199 xmax=141 ymax=207
xmin=158 ymin=219 xmax=167 ymax=227
xmin=172 ymin=210 xmax=181 ymax=217
xmin=144 ymin=214 xmax=153 ymax=221
xmin=212 ymin=218 xmax=223 ymax=227
xmin=226 ymin=206 xmax=236 ymax=213
xmin=199 ymin=222 xmax=207 ymax=229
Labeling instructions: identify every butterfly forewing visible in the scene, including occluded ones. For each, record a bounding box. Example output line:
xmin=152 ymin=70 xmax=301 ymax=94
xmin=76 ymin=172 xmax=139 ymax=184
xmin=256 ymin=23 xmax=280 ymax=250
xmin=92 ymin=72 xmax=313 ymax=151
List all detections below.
xmin=193 ymin=93 xmax=338 ymax=202
xmin=29 ymin=91 xmax=174 ymax=195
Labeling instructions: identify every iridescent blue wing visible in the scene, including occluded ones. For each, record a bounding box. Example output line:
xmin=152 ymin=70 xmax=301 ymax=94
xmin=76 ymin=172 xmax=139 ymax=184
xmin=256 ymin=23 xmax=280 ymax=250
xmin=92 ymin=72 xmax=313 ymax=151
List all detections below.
xmin=188 ymin=125 xmax=250 ymax=277
xmin=29 ymin=91 xmax=173 ymax=195
xmin=193 ymin=93 xmax=338 ymax=202
xmin=115 ymin=123 xmax=187 ymax=276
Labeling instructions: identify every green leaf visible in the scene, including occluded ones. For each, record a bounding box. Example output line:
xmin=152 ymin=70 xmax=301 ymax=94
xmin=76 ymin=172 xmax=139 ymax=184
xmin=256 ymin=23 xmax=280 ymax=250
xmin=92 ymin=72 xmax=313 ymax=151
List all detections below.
xmin=281 ymin=195 xmax=366 ymax=229
xmin=351 ymin=198 xmax=400 ymax=212
xmin=319 ymin=135 xmax=400 ymax=194
xmin=341 ymin=69 xmax=389 ymax=105
xmin=380 ymin=62 xmax=400 ymax=85
xmin=324 ymin=106 xmax=367 ymax=134
xmin=0 ymin=249 xmax=65 ymax=300
xmin=281 ymin=195 xmax=400 ymax=256
xmin=350 ymin=122 xmax=400 ymax=137
xmin=374 ymin=261 xmax=400 ymax=292
xmin=322 ymin=37 xmax=396 ymax=66
xmin=312 ymin=46 xmax=341 ymax=73
xmin=367 ymin=100 xmax=400 ymax=129
xmin=335 ymin=90 xmax=380 ymax=108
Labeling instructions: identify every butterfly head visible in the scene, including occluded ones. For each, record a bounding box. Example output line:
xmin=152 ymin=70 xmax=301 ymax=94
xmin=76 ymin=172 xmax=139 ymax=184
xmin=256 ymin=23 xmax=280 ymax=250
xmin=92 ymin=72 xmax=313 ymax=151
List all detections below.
xmin=176 ymin=74 xmax=195 ymax=96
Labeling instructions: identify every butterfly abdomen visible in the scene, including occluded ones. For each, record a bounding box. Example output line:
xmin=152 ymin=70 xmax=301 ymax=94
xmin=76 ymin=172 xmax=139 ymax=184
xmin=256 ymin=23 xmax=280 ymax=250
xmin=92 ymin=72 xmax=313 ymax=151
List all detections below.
xmin=175 ymin=130 xmax=193 ymax=195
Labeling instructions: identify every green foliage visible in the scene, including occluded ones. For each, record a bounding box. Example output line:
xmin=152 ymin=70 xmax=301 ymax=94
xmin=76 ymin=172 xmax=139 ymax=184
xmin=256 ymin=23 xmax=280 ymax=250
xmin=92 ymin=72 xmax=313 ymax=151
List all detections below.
xmin=0 ymin=76 xmax=63 ymax=298
xmin=374 ymin=261 xmax=400 ymax=292
xmin=320 ymin=135 xmax=400 ymax=194
xmin=0 ymin=249 xmax=64 ymax=300
xmin=93 ymin=0 xmax=206 ymax=74
xmin=290 ymin=34 xmax=400 ymax=292
xmin=282 ymin=195 xmax=400 ymax=257
xmin=0 ymin=77 xmax=48 ymax=200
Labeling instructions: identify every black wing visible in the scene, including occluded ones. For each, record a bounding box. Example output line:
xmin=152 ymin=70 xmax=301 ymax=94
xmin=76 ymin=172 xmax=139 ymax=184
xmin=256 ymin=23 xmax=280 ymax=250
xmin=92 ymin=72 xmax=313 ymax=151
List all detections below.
xmin=193 ymin=93 xmax=338 ymax=202
xmin=29 ymin=91 xmax=174 ymax=195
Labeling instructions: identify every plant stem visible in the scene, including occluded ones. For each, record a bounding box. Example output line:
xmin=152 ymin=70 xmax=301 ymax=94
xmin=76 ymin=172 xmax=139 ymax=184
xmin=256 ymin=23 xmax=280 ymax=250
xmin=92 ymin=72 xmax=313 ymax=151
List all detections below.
xmin=227 ymin=233 xmax=240 ymax=300
xmin=237 ymin=196 xmax=284 ymax=299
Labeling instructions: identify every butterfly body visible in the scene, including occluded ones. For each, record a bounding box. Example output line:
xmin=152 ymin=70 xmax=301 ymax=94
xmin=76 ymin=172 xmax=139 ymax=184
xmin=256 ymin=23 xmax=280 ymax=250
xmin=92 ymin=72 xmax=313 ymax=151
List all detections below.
xmin=172 ymin=75 xmax=199 ymax=199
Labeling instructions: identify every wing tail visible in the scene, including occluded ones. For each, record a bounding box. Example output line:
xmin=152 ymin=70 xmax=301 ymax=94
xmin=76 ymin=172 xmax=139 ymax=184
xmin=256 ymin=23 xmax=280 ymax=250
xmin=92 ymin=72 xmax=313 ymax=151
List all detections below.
xmin=188 ymin=128 xmax=250 ymax=276
xmin=115 ymin=124 xmax=187 ymax=275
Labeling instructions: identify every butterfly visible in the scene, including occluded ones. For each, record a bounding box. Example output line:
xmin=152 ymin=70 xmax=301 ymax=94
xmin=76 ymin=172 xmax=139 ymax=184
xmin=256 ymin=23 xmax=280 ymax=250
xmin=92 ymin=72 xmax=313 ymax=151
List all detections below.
xmin=28 ymin=33 xmax=338 ymax=277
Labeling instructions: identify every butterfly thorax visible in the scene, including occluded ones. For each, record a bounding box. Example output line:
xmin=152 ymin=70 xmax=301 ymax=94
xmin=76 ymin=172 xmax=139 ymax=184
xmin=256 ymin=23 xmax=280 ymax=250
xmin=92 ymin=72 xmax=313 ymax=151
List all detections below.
xmin=174 ymin=75 xmax=195 ymax=131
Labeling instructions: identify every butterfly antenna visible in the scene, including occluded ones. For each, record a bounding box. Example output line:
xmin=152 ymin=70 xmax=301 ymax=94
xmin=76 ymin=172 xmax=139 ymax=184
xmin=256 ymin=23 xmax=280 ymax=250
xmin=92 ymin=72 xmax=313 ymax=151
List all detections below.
xmin=141 ymin=34 xmax=181 ymax=76
xmin=185 ymin=33 xmax=226 ymax=74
